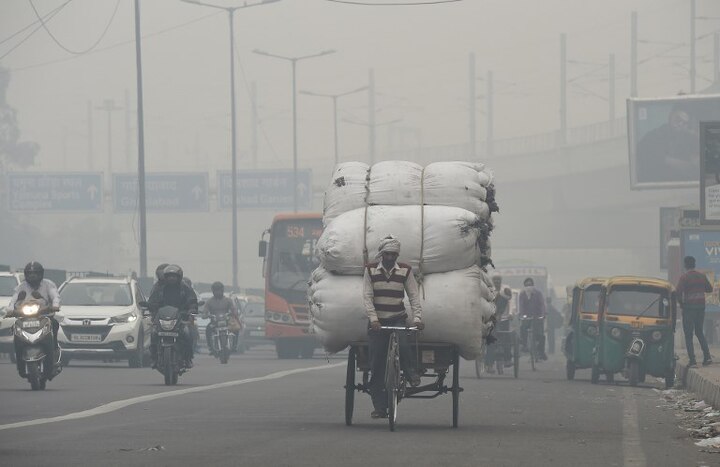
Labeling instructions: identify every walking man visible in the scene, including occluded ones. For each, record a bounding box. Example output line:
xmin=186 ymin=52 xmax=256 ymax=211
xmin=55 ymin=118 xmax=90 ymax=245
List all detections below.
xmin=676 ymin=256 xmax=713 ymax=367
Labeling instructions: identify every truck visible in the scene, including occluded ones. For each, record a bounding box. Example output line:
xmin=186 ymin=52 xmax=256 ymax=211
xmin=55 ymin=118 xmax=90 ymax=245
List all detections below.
xmin=259 ymin=213 xmax=323 ymax=359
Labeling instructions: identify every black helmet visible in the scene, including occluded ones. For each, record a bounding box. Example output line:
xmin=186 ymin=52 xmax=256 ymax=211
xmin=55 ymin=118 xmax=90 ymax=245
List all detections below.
xmin=163 ymin=264 xmax=183 ymax=281
xmin=155 ymin=263 xmax=169 ymax=281
xmin=24 ymin=261 xmax=44 ymax=287
xmin=211 ymin=281 xmax=224 ymax=294
xmin=523 ymin=277 xmax=534 ymax=287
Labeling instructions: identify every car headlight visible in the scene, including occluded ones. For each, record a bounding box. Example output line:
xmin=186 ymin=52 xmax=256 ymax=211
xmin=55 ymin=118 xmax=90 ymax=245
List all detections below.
xmin=610 ymin=327 xmax=622 ymax=339
xmin=159 ymin=319 xmax=177 ymax=331
xmin=21 ymin=304 xmax=40 ymax=316
xmin=111 ymin=311 xmax=138 ymax=324
xmin=651 ymin=330 xmax=662 ymax=342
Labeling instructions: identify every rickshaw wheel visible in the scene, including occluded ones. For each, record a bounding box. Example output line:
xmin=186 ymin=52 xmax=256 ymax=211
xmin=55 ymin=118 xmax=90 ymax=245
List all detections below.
xmin=386 ymin=333 xmax=400 ymax=432
xmin=474 ymin=358 xmax=482 ymax=379
xmin=628 ymin=360 xmax=640 ymax=387
xmin=512 ymin=333 xmax=519 ymax=379
xmin=345 ymin=347 xmax=356 ymax=426
xmin=566 ymin=360 xmax=576 ymax=380
xmin=590 ymin=366 xmax=600 ymax=384
xmin=452 ymin=350 xmax=460 ymax=428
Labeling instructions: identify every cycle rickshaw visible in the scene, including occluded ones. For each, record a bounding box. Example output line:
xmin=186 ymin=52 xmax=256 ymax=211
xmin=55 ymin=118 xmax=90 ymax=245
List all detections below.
xmin=344 ymin=326 xmax=463 ymax=431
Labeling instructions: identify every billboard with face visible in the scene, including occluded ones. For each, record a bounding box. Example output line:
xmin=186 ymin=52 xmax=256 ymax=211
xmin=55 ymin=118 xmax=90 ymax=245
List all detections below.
xmin=627 ymin=94 xmax=720 ymax=189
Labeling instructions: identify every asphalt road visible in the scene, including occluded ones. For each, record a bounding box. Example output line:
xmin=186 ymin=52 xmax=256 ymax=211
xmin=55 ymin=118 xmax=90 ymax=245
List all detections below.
xmin=0 ymin=345 xmax=716 ymax=467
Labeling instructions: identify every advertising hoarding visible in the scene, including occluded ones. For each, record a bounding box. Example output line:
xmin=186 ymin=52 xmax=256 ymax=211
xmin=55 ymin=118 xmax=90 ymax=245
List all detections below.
xmin=681 ymin=229 xmax=720 ymax=313
xmin=700 ymin=121 xmax=720 ymax=224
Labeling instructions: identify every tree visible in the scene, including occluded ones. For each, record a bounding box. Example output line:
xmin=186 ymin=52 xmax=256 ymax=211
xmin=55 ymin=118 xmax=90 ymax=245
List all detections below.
xmin=0 ymin=65 xmax=39 ymax=168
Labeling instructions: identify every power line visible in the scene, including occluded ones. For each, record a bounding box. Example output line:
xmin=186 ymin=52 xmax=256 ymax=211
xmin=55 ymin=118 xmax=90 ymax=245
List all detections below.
xmin=28 ymin=0 xmax=121 ymax=55
xmin=0 ymin=0 xmax=73 ymax=47
xmin=326 ymin=0 xmax=461 ymax=4
xmin=0 ymin=3 xmax=69 ymax=61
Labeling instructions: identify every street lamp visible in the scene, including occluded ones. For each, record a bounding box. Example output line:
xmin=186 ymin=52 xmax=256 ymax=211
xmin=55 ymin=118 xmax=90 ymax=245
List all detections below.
xmin=299 ymin=85 xmax=367 ymax=166
xmin=182 ymin=0 xmax=281 ymax=292
xmin=253 ymin=48 xmax=336 ymax=212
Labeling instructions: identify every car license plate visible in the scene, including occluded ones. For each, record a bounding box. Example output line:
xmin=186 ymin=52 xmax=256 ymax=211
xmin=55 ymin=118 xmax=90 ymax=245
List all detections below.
xmin=250 ymin=330 xmax=264 ymax=337
xmin=71 ymin=333 xmax=102 ymax=343
xmin=158 ymin=331 xmax=178 ymax=337
xmin=421 ymin=350 xmax=435 ymax=364
xmin=23 ymin=320 xmax=40 ymax=328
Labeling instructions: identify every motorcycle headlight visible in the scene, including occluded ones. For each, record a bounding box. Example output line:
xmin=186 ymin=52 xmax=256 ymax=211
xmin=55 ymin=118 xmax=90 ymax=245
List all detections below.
xmin=111 ymin=311 xmax=138 ymax=324
xmin=610 ymin=327 xmax=622 ymax=339
xmin=159 ymin=319 xmax=177 ymax=331
xmin=21 ymin=304 xmax=40 ymax=316
xmin=651 ymin=330 xmax=662 ymax=342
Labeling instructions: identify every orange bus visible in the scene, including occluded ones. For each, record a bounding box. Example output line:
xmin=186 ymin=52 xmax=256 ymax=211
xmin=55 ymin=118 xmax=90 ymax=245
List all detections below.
xmin=259 ymin=213 xmax=323 ymax=359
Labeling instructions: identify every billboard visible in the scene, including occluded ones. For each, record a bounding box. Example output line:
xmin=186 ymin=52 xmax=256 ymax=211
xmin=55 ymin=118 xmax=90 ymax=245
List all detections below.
xmin=659 ymin=207 xmax=680 ymax=269
xmin=627 ymin=94 xmax=720 ymax=189
xmin=681 ymin=229 xmax=720 ymax=313
xmin=700 ymin=121 xmax=720 ymax=224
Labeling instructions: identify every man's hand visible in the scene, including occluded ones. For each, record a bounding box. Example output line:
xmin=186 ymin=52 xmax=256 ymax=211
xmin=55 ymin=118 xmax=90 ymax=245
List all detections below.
xmin=370 ymin=320 xmax=382 ymax=332
xmin=415 ymin=321 xmax=425 ymax=331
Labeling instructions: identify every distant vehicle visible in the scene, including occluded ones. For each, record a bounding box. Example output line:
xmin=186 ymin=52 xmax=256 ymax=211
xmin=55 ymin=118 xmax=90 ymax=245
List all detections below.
xmin=57 ymin=276 xmax=151 ymax=368
xmin=195 ymin=291 xmax=214 ymax=350
xmin=494 ymin=266 xmax=549 ymax=297
xmin=259 ymin=213 xmax=322 ymax=359
xmin=232 ymin=293 xmax=268 ymax=350
xmin=0 ymin=272 xmax=22 ymax=360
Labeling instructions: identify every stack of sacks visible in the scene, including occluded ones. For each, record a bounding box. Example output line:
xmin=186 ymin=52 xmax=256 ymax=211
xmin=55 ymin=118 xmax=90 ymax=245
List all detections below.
xmin=310 ymin=160 xmax=500 ymax=360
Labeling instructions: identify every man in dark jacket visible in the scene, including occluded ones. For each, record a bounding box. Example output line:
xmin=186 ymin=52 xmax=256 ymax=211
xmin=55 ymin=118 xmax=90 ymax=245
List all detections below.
xmin=676 ymin=256 xmax=714 ymax=366
xmin=519 ymin=277 xmax=547 ymax=360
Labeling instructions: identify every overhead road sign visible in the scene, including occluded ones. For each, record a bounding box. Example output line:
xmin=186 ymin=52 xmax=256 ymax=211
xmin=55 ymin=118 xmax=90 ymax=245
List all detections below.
xmin=114 ymin=173 xmax=209 ymax=212
xmin=217 ymin=169 xmax=312 ymax=210
xmin=6 ymin=172 xmax=102 ymax=212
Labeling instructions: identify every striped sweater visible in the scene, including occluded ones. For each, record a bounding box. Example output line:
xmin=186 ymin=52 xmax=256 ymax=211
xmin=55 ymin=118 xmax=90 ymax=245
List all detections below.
xmin=363 ymin=261 xmax=423 ymax=323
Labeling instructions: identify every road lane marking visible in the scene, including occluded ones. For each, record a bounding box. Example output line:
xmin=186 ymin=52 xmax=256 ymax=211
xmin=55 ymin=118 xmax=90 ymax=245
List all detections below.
xmin=622 ymin=388 xmax=647 ymax=467
xmin=0 ymin=362 xmax=345 ymax=432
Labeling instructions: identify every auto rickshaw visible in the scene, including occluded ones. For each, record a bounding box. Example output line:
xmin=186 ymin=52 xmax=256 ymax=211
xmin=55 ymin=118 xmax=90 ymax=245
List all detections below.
xmin=563 ymin=277 xmax=606 ymax=381
xmin=594 ymin=276 xmax=677 ymax=388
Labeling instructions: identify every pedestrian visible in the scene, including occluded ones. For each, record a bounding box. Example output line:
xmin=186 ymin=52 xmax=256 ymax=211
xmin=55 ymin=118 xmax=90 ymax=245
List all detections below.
xmin=545 ymin=297 xmax=562 ymax=355
xmin=676 ymin=256 xmax=714 ymax=367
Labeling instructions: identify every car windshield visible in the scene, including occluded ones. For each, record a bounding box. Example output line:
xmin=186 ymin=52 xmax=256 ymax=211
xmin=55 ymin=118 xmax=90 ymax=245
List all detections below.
xmin=60 ymin=283 xmax=133 ymax=306
xmin=606 ymin=285 xmax=668 ymax=318
xmin=0 ymin=276 xmax=17 ymax=296
xmin=580 ymin=286 xmax=601 ymax=313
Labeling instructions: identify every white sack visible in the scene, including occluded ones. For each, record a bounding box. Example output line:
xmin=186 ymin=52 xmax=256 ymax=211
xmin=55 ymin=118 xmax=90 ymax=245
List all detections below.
xmin=309 ymin=266 xmax=496 ymax=360
xmin=317 ymin=205 xmax=490 ymax=275
xmin=322 ymin=160 xmax=494 ymax=224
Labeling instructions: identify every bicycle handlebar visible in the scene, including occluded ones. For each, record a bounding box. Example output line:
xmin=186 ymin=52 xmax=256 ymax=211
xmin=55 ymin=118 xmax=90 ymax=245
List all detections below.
xmin=379 ymin=326 xmax=419 ymax=331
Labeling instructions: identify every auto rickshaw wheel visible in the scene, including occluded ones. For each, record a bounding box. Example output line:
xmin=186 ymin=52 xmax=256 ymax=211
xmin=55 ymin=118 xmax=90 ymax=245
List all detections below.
xmin=590 ymin=366 xmax=600 ymax=384
xmin=566 ymin=360 xmax=576 ymax=380
xmin=605 ymin=372 xmax=614 ymax=383
xmin=665 ymin=369 xmax=675 ymax=389
xmin=628 ymin=360 xmax=640 ymax=387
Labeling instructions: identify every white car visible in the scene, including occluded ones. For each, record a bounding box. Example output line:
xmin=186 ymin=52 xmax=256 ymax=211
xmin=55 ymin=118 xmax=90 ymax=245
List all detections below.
xmin=57 ymin=277 xmax=151 ymax=368
xmin=0 ymin=272 xmax=22 ymax=359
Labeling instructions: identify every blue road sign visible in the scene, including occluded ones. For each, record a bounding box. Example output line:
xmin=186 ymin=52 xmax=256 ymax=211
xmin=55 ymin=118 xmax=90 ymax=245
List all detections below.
xmin=6 ymin=172 xmax=103 ymax=212
xmin=114 ymin=173 xmax=209 ymax=212
xmin=217 ymin=169 xmax=312 ymax=210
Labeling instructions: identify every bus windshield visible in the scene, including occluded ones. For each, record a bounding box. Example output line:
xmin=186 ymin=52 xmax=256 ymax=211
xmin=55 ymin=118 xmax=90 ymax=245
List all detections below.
xmin=269 ymin=218 xmax=322 ymax=293
xmin=606 ymin=285 xmax=668 ymax=318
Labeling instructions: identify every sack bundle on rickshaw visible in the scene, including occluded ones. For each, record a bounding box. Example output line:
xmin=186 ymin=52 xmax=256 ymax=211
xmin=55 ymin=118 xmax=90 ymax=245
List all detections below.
xmin=309 ymin=160 xmax=500 ymax=361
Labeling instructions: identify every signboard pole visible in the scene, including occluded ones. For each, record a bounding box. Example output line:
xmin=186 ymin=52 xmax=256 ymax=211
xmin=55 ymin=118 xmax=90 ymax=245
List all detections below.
xmin=134 ymin=0 xmax=148 ymax=278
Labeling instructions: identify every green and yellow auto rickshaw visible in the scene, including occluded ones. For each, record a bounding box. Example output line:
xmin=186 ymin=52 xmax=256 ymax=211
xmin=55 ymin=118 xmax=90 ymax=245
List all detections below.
xmin=564 ymin=277 xmax=606 ymax=381
xmin=594 ymin=276 xmax=677 ymax=388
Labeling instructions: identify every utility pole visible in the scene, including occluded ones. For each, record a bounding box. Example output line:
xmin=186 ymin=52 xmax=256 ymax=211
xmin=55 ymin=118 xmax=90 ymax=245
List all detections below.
xmin=691 ymin=0 xmax=696 ymax=93
xmin=468 ymin=53 xmax=476 ymax=159
xmin=253 ymin=46 xmax=336 ymax=212
xmin=96 ymin=99 xmax=122 ymax=188
xmin=251 ymin=81 xmax=258 ymax=168
xmin=124 ymin=89 xmax=132 ymax=171
xmin=631 ymin=11 xmax=638 ymax=97
xmin=87 ymin=100 xmax=94 ymax=170
xmin=368 ymin=68 xmax=376 ymax=164
xmin=486 ymin=70 xmax=494 ymax=157
xmin=559 ymin=33 xmax=567 ymax=146
xmin=609 ymin=53 xmax=616 ymax=123
xmin=715 ymin=32 xmax=719 ymax=83
xmin=134 ymin=0 xmax=148 ymax=278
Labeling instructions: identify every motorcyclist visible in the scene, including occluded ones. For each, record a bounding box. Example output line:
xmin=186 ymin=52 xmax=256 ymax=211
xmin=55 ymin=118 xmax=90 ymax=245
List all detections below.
xmin=202 ymin=282 xmax=239 ymax=356
xmin=148 ymin=265 xmax=198 ymax=368
xmin=6 ymin=262 xmax=61 ymax=375
xmin=182 ymin=276 xmax=200 ymax=353
xmin=148 ymin=263 xmax=169 ymax=298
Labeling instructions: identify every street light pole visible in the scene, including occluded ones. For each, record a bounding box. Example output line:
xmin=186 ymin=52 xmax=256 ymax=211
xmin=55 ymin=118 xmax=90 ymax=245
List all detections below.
xmin=253 ymin=48 xmax=337 ymax=212
xmin=183 ymin=0 xmax=280 ymax=291
xmin=300 ymin=85 xmax=367 ymax=166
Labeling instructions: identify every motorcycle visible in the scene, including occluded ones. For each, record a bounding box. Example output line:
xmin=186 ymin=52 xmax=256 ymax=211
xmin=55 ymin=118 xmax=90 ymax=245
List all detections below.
xmin=12 ymin=292 xmax=62 ymax=390
xmin=153 ymin=305 xmax=194 ymax=386
xmin=209 ymin=312 xmax=237 ymax=364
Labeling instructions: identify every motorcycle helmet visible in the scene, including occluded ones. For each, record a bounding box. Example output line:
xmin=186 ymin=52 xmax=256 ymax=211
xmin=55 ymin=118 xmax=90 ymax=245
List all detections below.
xmin=155 ymin=263 xmax=169 ymax=282
xmin=163 ymin=264 xmax=184 ymax=281
xmin=24 ymin=261 xmax=44 ymax=288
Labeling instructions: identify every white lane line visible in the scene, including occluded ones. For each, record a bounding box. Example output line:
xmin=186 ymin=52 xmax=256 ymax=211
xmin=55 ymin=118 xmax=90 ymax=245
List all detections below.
xmin=622 ymin=387 xmax=647 ymax=467
xmin=0 ymin=362 xmax=345 ymax=432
